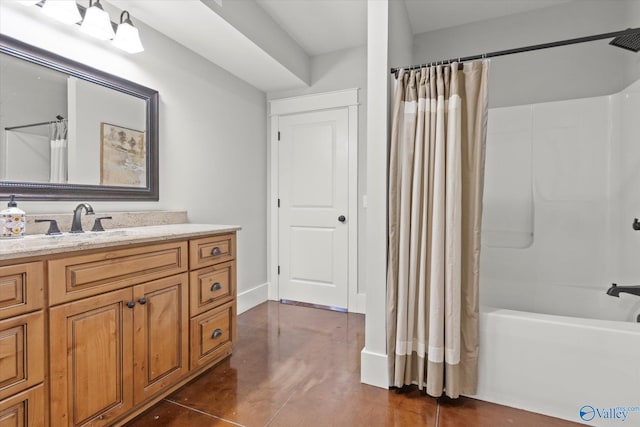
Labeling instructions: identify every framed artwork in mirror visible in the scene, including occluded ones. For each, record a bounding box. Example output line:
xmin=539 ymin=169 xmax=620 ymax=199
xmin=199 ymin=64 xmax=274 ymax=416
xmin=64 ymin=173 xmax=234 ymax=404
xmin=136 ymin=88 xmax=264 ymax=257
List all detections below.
xmin=100 ymin=123 xmax=146 ymax=188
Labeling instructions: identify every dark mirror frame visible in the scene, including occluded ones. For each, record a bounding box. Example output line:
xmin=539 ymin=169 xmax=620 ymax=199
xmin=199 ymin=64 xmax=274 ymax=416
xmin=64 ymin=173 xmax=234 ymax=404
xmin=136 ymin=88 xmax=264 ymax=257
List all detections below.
xmin=0 ymin=34 xmax=159 ymax=201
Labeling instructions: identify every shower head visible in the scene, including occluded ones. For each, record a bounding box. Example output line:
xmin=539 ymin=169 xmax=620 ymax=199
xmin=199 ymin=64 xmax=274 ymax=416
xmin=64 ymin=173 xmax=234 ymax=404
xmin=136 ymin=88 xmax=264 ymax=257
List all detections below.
xmin=609 ymin=30 xmax=640 ymax=53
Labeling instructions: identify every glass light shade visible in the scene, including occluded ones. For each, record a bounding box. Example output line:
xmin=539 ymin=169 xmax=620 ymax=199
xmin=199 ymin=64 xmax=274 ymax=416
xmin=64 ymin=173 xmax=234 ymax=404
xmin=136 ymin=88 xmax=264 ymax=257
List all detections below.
xmin=80 ymin=4 xmax=115 ymax=40
xmin=41 ymin=0 xmax=82 ymax=25
xmin=112 ymin=22 xmax=144 ymax=53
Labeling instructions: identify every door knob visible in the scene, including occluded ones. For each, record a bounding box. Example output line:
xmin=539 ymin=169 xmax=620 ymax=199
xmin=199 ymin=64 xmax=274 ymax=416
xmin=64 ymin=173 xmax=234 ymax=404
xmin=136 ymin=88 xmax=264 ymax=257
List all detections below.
xmin=338 ymin=215 xmax=346 ymax=223
xmin=138 ymin=297 xmax=147 ymax=305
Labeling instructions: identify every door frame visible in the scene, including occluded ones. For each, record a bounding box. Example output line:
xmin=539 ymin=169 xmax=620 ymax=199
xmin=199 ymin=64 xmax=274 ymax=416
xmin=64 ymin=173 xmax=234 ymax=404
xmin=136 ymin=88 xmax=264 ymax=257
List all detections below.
xmin=267 ymin=88 xmax=363 ymax=313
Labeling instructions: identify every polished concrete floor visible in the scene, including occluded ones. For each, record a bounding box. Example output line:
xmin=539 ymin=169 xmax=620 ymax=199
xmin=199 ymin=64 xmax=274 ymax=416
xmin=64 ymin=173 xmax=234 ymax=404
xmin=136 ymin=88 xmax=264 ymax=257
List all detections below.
xmin=126 ymin=301 xmax=582 ymax=427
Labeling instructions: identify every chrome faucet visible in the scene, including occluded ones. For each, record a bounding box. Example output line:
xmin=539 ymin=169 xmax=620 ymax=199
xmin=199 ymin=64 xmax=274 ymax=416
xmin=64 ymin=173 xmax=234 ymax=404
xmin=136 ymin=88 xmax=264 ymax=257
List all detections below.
xmin=70 ymin=203 xmax=95 ymax=233
xmin=607 ymin=283 xmax=640 ymax=298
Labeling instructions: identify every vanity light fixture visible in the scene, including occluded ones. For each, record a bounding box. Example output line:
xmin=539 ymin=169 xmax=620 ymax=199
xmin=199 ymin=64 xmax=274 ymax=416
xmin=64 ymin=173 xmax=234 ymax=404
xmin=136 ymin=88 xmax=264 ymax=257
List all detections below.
xmin=15 ymin=0 xmax=144 ymax=54
xmin=41 ymin=0 xmax=82 ymax=25
xmin=112 ymin=11 xmax=144 ymax=53
xmin=79 ymin=0 xmax=115 ymax=40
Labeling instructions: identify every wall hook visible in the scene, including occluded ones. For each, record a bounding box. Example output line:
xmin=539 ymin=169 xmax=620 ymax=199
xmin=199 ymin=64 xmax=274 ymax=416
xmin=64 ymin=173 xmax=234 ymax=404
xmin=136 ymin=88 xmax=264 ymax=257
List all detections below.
xmin=633 ymin=218 xmax=640 ymax=231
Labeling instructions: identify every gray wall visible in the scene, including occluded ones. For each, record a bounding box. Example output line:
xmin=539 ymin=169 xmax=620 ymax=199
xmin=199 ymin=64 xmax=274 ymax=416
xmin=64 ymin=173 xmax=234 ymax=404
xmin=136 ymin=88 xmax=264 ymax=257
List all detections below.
xmin=0 ymin=2 xmax=267 ymax=296
xmin=413 ymin=0 xmax=640 ymax=108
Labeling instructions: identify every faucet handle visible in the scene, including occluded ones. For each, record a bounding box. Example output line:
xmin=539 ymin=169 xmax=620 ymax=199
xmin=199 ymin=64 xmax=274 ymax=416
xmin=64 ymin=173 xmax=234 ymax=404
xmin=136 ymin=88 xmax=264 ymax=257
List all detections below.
xmin=91 ymin=216 xmax=112 ymax=232
xmin=35 ymin=219 xmax=62 ymax=235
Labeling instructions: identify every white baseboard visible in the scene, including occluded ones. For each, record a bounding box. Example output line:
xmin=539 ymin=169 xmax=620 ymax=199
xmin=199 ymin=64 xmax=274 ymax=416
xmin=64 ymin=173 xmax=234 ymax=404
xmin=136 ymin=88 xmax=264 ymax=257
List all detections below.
xmin=237 ymin=282 xmax=269 ymax=314
xmin=360 ymin=348 xmax=389 ymax=389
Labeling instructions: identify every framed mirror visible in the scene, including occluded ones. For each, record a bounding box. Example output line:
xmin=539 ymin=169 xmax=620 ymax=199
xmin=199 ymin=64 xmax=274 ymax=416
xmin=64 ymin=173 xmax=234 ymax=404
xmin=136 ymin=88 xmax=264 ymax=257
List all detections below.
xmin=0 ymin=34 xmax=158 ymax=201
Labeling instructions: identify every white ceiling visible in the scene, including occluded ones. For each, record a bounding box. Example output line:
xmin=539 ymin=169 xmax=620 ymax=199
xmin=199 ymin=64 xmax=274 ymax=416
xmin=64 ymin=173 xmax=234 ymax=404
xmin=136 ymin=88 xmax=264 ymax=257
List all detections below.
xmin=256 ymin=0 xmax=572 ymax=57
xmin=256 ymin=0 xmax=367 ymax=56
xmin=107 ymin=0 xmax=309 ymax=91
xmin=403 ymin=0 xmax=572 ymax=35
xmin=104 ymin=0 xmax=573 ymax=92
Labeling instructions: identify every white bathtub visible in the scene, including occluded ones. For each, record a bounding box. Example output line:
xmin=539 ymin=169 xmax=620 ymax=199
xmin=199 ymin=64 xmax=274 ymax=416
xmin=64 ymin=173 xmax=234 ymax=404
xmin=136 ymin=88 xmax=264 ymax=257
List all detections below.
xmin=476 ymin=78 xmax=640 ymax=425
xmin=473 ymin=307 xmax=640 ymax=426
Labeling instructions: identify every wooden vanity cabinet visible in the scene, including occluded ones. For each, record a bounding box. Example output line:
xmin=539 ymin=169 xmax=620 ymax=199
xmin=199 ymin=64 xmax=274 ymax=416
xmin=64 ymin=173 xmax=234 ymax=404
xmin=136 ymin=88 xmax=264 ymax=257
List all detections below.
xmin=43 ymin=232 xmax=236 ymax=427
xmin=0 ymin=262 xmax=45 ymax=427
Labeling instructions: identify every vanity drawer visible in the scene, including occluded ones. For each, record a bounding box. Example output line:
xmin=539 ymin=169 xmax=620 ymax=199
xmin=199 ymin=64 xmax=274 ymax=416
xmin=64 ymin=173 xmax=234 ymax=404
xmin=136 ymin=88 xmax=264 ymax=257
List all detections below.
xmin=189 ymin=233 xmax=235 ymax=270
xmin=189 ymin=261 xmax=235 ymax=315
xmin=0 ymin=384 xmax=45 ymax=427
xmin=0 ymin=262 xmax=44 ymax=320
xmin=49 ymin=241 xmax=188 ymax=305
xmin=190 ymin=301 xmax=235 ymax=370
xmin=0 ymin=311 xmax=44 ymax=401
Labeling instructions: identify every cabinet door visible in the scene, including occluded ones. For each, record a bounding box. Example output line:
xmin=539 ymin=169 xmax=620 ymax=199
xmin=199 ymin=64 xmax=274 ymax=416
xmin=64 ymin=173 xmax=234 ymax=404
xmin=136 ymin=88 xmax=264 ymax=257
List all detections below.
xmin=189 ymin=261 xmax=235 ymax=316
xmin=132 ymin=273 xmax=189 ymax=403
xmin=0 ymin=262 xmax=44 ymax=320
xmin=0 ymin=311 xmax=44 ymax=401
xmin=0 ymin=385 xmax=45 ymax=427
xmin=190 ymin=301 xmax=236 ymax=370
xmin=50 ymin=288 xmax=134 ymax=427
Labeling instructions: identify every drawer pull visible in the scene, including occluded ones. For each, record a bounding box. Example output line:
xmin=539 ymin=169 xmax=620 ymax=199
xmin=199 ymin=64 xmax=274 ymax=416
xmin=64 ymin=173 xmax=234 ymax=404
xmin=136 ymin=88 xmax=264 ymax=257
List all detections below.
xmin=126 ymin=301 xmax=136 ymax=309
xmin=211 ymin=329 xmax=223 ymax=339
xmin=138 ymin=297 xmax=147 ymax=305
xmin=211 ymin=247 xmax=222 ymax=256
xmin=211 ymin=282 xmax=222 ymax=291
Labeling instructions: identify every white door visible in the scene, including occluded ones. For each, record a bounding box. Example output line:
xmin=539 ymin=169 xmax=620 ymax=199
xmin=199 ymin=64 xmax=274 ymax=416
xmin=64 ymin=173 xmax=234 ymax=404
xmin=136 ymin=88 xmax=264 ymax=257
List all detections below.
xmin=278 ymin=108 xmax=349 ymax=309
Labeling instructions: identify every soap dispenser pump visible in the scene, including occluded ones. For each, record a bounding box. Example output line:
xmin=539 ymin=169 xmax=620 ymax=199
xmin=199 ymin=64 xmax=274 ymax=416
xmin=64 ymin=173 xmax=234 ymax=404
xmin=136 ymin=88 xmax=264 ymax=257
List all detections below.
xmin=1 ymin=195 xmax=26 ymax=238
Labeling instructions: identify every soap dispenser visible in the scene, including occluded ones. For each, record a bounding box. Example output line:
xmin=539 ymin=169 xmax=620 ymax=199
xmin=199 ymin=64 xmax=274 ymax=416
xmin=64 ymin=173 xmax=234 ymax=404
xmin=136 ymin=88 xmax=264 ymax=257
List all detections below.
xmin=1 ymin=195 xmax=26 ymax=238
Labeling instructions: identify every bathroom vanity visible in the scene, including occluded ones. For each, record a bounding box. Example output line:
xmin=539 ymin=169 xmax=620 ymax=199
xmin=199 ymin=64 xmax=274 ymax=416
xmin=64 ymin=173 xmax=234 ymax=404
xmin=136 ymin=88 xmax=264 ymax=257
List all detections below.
xmin=0 ymin=224 xmax=238 ymax=426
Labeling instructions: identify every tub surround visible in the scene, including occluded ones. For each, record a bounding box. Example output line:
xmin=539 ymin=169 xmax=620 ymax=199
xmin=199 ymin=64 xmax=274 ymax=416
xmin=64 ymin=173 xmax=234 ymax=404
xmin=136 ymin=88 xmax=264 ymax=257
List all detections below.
xmin=0 ymin=223 xmax=239 ymax=426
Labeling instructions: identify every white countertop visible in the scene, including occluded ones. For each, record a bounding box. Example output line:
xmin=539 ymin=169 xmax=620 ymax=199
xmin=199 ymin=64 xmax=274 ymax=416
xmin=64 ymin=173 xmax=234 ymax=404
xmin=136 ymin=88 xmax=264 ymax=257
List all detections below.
xmin=0 ymin=224 xmax=241 ymax=261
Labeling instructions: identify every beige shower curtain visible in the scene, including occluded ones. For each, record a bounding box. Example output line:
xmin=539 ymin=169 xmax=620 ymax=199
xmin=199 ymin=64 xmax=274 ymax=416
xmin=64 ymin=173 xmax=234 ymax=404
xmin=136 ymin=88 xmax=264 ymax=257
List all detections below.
xmin=387 ymin=61 xmax=489 ymax=398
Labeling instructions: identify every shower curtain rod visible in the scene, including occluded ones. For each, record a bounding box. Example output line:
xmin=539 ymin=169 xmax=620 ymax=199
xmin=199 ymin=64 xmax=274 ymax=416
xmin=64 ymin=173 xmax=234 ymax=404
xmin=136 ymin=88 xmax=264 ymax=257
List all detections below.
xmin=390 ymin=27 xmax=640 ymax=77
xmin=5 ymin=116 xmax=66 ymax=131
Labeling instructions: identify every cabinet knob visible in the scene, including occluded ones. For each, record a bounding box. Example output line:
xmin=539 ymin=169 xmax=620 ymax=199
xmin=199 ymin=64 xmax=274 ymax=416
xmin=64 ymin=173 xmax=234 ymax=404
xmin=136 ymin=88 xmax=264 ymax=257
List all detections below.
xmin=126 ymin=301 xmax=136 ymax=309
xmin=211 ymin=328 xmax=223 ymax=339
xmin=211 ymin=247 xmax=222 ymax=256
xmin=211 ymin=282 xmax=222 ymax=291
xmin=138 ymin=297 xmax=147 ymax=305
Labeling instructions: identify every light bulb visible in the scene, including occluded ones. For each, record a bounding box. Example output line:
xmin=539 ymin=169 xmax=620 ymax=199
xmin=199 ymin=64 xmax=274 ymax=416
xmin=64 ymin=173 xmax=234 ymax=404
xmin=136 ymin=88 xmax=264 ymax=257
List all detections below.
xmin=41 ymin=0 xmax=82 ymax=25
xmin=80 ymin=0 xmax=115 ymax=40
xmin=112 ymin=20 xmax=144 ymax=53
xmin=112 ymin=12 xmax=143 ymax=53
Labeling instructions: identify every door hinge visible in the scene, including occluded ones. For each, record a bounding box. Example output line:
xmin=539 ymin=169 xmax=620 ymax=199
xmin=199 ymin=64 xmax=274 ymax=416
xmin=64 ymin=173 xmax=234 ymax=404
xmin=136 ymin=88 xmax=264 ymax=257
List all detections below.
xmin=277 ymin=265 xmax=280 ymax=275
xmin=277 ymin=198 xmax=280 ymax=208
xmin=277 ymin=131 xmax=280 ymax=141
